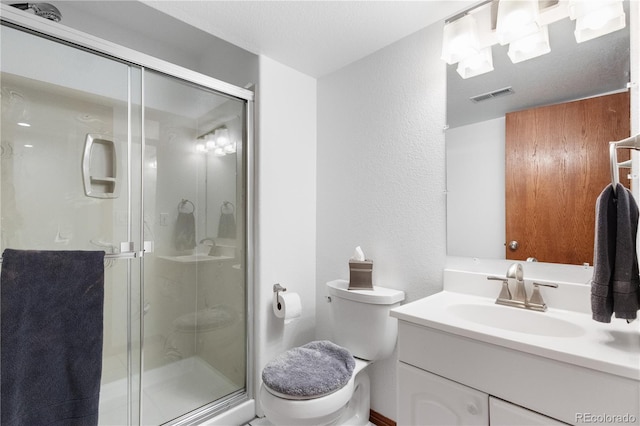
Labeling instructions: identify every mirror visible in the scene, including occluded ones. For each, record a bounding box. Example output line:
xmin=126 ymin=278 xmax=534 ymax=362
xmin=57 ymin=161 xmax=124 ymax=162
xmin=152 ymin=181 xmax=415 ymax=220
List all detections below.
xmin=445 ymin=1 xmax=631 ymax=263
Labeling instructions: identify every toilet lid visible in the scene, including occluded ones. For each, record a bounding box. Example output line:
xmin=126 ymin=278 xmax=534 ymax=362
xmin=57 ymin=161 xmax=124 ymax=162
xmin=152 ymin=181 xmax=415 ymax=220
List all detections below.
xmin=261 ymin=340 xmax=355 ymax=399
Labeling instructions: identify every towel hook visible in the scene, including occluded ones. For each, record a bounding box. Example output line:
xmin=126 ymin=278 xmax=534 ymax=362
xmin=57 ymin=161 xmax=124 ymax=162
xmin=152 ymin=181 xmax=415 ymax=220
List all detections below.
xmin=178 ymin=199 xmax=195 ymax=214
xmin=221 ymin=201 xmax=235 ymax=214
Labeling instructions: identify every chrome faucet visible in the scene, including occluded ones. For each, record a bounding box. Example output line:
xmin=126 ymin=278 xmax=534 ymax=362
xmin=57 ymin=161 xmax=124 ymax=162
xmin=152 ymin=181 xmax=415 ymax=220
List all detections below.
xmin=199 ymin=237 xmax=216 ymax=256
xmin=487 ymin=263 xmax=558 ymax=312
xmin=506 ymin=262 xmax=527 ymax=304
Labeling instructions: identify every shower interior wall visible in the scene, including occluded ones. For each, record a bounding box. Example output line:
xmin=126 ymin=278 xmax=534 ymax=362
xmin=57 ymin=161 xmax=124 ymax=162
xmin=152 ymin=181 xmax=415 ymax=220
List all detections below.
xmin=41 ymin=0 xmax=262 ymax=386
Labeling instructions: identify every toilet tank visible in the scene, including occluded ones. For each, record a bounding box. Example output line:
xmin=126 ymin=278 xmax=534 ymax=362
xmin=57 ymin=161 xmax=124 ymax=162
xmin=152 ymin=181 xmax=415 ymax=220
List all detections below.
xmin=326 ymin=279 xmax=405 ymax=361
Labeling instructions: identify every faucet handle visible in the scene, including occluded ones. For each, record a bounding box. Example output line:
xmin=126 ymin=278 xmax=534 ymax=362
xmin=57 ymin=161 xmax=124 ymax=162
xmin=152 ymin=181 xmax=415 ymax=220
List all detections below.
xmin=532 ymin=282 xmax=559 ymax=288
xmin=487 ymin=276 xmax=512 ymax=300
xmin=487 ymin=276 xmax=507 ymax=282
xmin=528 ymin=282 xmax=558 ymax=310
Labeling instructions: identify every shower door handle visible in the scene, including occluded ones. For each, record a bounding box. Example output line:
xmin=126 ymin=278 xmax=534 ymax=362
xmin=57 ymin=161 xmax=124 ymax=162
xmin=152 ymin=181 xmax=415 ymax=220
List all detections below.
xmin=82 ymin=133 xmax=119 ymax=199
xmin=144 ymin=241 xmax=155 ymax=254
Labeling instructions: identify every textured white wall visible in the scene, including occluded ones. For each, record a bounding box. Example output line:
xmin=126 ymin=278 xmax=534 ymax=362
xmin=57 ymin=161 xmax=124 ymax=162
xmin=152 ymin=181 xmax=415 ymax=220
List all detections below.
xmin=316 ymin=22 xmax=447 ymax=419
xmin=255 ymin=55 xmax=317 ymax=415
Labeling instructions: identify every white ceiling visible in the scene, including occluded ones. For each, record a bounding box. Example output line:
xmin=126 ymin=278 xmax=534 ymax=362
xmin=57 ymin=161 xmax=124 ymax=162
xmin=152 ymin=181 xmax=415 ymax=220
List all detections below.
xmin=18 ymin=0 xmax=629 ymax=128
xmin=141 ymin=0 xmax=631 ymax=128
xmin=141 ymin=0 xmax=476 ymax=78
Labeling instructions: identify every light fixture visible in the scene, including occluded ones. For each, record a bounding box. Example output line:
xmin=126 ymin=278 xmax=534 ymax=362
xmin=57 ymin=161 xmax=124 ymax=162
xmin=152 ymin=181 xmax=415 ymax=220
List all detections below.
xmin=17 ymin=122 xmax=31 ymax=127
xmin=457 ymin=47 xmax=494 ymax=79
xmin=195 ymin=142 xmax=207 ymax=153
xmin=215 ymin=128 xmax=230 ymax=147
xmin=441 ymin=0 xmax=626 ymax=79
xmin=205 ymin=133 xmax=216 ymax=150
xmin=496 ymin=0 xmax=540 ymax=45
xmin=507 ymin=25 xmax=551 ymax=63
xmin=223 ymin=142 xmax=237 ymax=154
xmin=195 ymin=126 xmax=236 ymax=156
xmin=441 ymin=14 xmax=481 ymax=65
xmin=569 ymin=0 xmax=625 ymax=43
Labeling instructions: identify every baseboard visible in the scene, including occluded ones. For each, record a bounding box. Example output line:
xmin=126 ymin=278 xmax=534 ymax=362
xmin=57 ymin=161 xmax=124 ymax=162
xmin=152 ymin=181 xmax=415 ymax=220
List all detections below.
xmin=369 ymin=409 xmax=396 ymax=426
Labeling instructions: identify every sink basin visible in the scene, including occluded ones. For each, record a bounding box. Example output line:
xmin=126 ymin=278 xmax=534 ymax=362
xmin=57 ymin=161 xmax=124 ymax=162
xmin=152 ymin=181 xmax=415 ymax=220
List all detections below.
xmin=172 ymin=254 xmax=215 ymax=262
xmin=446 ymin=303 xmax=585 ymax=338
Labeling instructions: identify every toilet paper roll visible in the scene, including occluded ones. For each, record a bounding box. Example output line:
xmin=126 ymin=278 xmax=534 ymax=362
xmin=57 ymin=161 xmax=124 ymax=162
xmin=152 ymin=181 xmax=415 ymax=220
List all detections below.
xmin=273 ymin=291 xmax=302 ymax=323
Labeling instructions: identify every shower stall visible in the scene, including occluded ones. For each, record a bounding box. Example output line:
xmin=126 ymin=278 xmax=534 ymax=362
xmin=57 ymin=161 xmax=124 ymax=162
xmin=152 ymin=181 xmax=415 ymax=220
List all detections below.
xmin=1 ymin=6 xmax=253 ymax=425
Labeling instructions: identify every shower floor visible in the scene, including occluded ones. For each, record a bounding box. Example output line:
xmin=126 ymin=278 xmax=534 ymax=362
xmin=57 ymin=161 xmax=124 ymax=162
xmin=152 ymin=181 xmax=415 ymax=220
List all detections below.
xmin=99 ymin=355 xmax=238 ymax=425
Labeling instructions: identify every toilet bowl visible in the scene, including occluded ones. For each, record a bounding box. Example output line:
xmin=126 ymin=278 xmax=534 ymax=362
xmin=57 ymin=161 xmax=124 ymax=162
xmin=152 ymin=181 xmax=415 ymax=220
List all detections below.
xmin=259 ymin=280 xmax=404 ymax=426
xmin=260 ymin=358 xmax=370 ymax=426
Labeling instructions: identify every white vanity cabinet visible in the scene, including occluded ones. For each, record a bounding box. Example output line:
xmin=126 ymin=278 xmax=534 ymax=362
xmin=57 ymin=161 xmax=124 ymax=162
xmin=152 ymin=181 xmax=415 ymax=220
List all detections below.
xmin=394 ymin=319 xmax=639 ymax=426
xmin=391 ymin=272 xmax=640 ymax=426
xmin=398 ymin=361 xmax=567 ymax=426
xmin=398 ymin=362 xmax=488 ymax=425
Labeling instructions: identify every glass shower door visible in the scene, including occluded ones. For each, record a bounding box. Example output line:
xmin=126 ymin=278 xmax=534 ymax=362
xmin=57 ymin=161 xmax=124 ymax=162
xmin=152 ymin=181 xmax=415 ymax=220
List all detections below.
xmin=1 ymin=21 xmax=249 ymax=426
xmin=0 ymin=25 xmax=143 ymax=426
xmin=140 ymin=70 xmax=247 ymax=424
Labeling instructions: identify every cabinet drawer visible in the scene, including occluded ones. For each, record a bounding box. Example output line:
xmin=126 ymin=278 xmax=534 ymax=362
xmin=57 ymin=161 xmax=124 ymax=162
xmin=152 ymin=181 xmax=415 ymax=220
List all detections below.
xmin=398 ymin=362 xmax=488 ymax=426
xmin=490 ymin=397 xmax=568 ymax=425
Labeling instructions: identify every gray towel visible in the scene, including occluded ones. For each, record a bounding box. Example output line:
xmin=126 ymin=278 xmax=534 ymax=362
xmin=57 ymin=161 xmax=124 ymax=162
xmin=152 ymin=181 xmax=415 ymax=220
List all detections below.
xmin=174 ymin=211 xmax=196 ymax=250
xmin=591 ymin=184 xmax=640 ymax=322
xmin=1 ymin=249 xmax=105 ymax=425
xmin=218 ymin=212 xmax=236 ymax=239
xmin=262 ymin=340 xmax=355 ymax=398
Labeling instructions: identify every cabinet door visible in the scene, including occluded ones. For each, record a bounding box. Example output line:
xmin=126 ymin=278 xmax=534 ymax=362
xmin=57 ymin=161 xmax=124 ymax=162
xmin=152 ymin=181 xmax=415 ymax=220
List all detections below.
xmin=398 ymin=362 xmax=489 ymax=426
xmin=490 ymin=397 xmax=568 ymax=425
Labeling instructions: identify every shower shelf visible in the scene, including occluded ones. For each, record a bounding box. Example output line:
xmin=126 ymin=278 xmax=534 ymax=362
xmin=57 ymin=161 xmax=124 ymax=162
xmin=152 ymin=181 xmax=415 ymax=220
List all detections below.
xmin=82 ymin=133 xmax=118 ymax=199
xmin=90 ymin=177 xmax=116 ymax=183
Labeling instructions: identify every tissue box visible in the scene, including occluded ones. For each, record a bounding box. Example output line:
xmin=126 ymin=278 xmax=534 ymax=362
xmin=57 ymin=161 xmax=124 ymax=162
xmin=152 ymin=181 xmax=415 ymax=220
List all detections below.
xmin=348 ymin=260 xmax=373 ymax=290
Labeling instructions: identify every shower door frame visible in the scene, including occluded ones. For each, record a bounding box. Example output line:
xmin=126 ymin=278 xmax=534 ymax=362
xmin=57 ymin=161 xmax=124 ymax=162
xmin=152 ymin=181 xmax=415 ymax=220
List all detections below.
xmin=0 ymin=5 xmax=256 ymax=425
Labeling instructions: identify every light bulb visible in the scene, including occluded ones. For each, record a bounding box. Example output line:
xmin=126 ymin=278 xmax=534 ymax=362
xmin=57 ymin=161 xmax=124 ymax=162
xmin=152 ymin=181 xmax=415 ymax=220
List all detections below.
xmin=224 ymin=142 xmax=236 ymax=154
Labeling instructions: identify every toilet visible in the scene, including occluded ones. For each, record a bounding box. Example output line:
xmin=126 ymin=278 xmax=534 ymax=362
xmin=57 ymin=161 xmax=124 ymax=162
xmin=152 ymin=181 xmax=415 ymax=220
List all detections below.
xmin=259 ymin=279 xmax=405 ymax=425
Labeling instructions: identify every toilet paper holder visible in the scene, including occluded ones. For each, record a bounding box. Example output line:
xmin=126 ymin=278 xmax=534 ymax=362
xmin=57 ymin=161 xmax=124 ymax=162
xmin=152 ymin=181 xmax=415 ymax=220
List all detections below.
xmin=273 ymin=283 xmax=287 ymax=310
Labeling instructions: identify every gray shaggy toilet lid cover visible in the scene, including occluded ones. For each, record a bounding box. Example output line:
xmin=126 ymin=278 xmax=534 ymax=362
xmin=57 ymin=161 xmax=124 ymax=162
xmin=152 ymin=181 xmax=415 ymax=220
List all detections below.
xmin=262 ymin=340 xmax=356 ymax=398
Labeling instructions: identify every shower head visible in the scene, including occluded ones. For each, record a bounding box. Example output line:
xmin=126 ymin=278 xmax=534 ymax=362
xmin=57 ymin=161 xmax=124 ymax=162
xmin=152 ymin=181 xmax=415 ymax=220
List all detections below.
xmin=10 ymin=3 xmax=62 ymax=22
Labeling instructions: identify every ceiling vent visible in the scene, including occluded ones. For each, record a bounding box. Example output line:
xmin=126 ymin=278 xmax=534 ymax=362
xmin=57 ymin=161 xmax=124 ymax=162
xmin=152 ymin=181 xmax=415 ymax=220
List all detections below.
xmin=470 ymin=86 xmax=515 ymax=103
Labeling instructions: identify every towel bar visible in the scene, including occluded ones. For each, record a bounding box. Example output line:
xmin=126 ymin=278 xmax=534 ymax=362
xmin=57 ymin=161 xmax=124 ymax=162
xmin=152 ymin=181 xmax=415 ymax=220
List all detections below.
xmin=0 ymin=251 xmax=139 ymax=264
xmin=610 ymin=133 xmax=640 ymax=194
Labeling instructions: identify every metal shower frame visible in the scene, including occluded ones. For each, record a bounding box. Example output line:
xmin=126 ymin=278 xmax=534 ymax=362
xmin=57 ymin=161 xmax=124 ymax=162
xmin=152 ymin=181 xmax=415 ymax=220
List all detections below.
xmin=0 ymin=4 xmax=256 ymax=425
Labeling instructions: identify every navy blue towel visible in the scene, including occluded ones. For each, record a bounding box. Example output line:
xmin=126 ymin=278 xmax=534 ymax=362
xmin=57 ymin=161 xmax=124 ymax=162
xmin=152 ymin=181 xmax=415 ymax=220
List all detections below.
xmin=592 ymin=184 xmax=640 ymax=322
xmin=1 ymin=249 xmax=105 ymax=426
xmin=217 ymin=212 xmax=236 ymax=239
xmin=174 ymin=212 xmax=196 ymax=250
